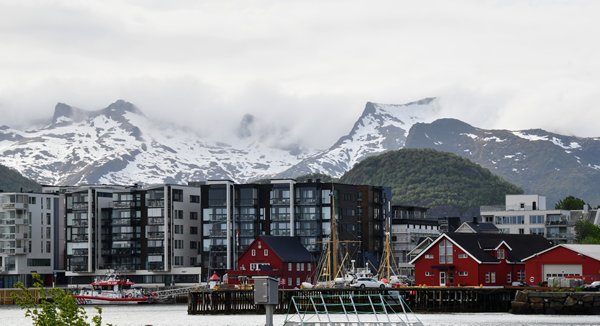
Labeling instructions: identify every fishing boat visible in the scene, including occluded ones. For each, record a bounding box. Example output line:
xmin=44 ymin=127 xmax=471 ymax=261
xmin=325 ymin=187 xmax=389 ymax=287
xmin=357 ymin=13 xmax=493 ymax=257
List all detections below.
xmin=74 ymin=272 xmax=152 ymax=305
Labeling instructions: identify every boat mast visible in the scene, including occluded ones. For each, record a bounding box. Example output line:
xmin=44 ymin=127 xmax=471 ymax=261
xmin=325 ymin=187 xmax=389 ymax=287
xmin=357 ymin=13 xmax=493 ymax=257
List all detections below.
xmin=378 ymin=213 xmax=393 ymax=280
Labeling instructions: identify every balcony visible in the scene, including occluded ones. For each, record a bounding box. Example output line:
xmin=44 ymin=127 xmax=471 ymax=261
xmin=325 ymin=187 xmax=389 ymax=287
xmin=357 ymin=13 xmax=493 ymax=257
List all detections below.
xmin=0 ymin=234 xmax=15 ymax=239
xmin=71 ymin=203 xmax=89 ymax=211
xmin=1 ymin=203 xmax=27 ymax=210
xmin=71 ymin=235 xmax=89 ymax=242
xmin=147 ymin=262 xmax=164 ymax=271
xmin=112 ymin=201 xmax=136 ymax=208
xmin=72 ymin=249 xmax=89 ymax=256
xmin=296 ymin=214 xmax=318 ymax=221
xmin=238 ymin=229 xmax=255 ymax=237
xmin=111 ymin=234 xmax=134 ymax=241
xmin=236 ymin=199 xmax=257 ymax=206
xmin=70 ymin=265 xmax=89 ymax=272
xmin=209 ymin=215 xmax=227 ymax=222
xmin=210 ymin=230 xmax=227 ymax=237
xmin=71 ymin=220 xmax=88 ymax=227
xmin=148 ymin=217 xmax=164 ymax=225
xmin=546 ymin=220 xmax=569 ymax=226
xmin=270 ymin=215 xmax=290 ymax=222
xmin=295 ymin=198 xmax=318 ymax=205
xmin=209 ymin=245 xmax=227 ymax=252
xmin=13 ymin=218 xmax=27 ymax=225
xmin=146 ymin=199 xmax=164 ymax=208
xmin=147 ymin=247 xmax=164 ymax=254
xmin=270 ymin=198 xmax=290 ymax=205
xmin=146 ymin=232 xmax=165 ymax=239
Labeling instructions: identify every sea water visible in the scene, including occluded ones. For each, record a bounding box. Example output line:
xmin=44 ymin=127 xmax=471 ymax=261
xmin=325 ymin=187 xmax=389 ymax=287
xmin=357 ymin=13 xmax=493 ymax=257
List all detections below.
xmin=0 ymin=304 xmax=598 ymax=325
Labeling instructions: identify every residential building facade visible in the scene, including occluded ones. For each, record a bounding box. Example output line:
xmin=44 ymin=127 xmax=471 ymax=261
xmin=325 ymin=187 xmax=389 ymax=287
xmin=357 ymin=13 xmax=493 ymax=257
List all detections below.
xmin=410 ymin=233 xmax=552 ymax=287
xmin=480 ymin=194 xmax=573 ymax=243
xmin=0 ymin=192 xmax=59 ymax=288
xmin=389 ymin=205 xmax=440 ymax=278
xmin=64 ymin=184 xmax=202 ymax=285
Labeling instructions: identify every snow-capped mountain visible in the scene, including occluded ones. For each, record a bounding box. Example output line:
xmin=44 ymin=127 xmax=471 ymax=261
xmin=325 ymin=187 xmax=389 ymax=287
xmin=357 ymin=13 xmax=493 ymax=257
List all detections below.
xmin=405 ymin=118 xmax=600 ymax=205
xmin=3 ymin=97 xmax=600 ymax=206
xmin=0 ymin=100 xmax=310 ymax=185
xmin=275 ymin=97 xmax=441 ymax=178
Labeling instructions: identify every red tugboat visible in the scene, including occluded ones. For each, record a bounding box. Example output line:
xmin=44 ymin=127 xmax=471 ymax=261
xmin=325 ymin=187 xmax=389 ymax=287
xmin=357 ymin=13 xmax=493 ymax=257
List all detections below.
xmin=74 ymin=272 xmax=151 ymax=305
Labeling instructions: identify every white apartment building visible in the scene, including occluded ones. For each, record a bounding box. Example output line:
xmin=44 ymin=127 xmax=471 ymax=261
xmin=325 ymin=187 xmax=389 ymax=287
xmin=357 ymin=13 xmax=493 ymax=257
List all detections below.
xmin=480 ymin=194 xmax=573 ymax=244
xmin=0 ymin=192 xmax=59 ymax=287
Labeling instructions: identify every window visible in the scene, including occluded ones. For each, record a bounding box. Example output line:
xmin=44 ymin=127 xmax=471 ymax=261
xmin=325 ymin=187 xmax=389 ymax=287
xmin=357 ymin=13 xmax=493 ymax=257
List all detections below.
xmin=251 ymin=249 xmax=256 ymax=256
xmin=288 ymin=277 xmax=292 ymax=286
xmin=46 ymin=213 xmax=51 ymax=225
xmin=264 ymin=249 xmax=268 ymax=256
xmin=288 ymin=263 xmax=292 ymax=271
xmin=438 ymin=239 xmax=453 ymax=264
xmin=190 ymin=257 xmax=197 ymax=266
xmin=172 ymin=189 xmax=183 ymax=202
xmin=485 ymin=272 xmax=491 ymax=283
xmin=458 ymin=253 xmax=468 ymax=259
xmin=458 ymin=271 xmax=468 ymax=276
xmin=190 ymin=212 xmax=198 ymax=220
xmin=529 ymin=215 xmax=544 ymax=224
xmin=497 ymin=249 xmax=505 ymax=259
xmin=190 ymin=195 xmax=200 ymax=203
xmin=308 ymin=263 xmax=311 ymax=272
xmin=491 ymin=272 xmax=496 ymax=283
xmin=46 ymin=241 xmax=51 ymax=253
xmin=174 ymin=224 xmax=183 ymax=234
xmin=296 ymin=277 xmax=301 ymax=286
xmin=190 ymin=241 xmax=197 ymax=249
xmin=174 ymin=210 xmax=184 ymax=219
xmin=425 ymin=254 xmax=434 ymax=259
xmin=190 ymin=226 xmax=198 ymax=235
xmin=425 ymin=272 xmax=433 ymax=276
xmin=506 ymin=272 xmax=512 ymax=284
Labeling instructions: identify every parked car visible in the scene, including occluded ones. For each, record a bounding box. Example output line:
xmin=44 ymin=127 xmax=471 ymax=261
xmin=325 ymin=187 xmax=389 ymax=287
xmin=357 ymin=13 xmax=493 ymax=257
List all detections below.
xmin=351 ymin=277 xmax=389 ymax=289
xmin=584 ymin=281 xmax=600 ymax=291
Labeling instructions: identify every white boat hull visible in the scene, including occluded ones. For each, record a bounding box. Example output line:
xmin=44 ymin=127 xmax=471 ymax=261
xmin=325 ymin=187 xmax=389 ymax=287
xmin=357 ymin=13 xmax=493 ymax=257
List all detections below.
xmin=74 ymin=295 xmax=149 ymax=305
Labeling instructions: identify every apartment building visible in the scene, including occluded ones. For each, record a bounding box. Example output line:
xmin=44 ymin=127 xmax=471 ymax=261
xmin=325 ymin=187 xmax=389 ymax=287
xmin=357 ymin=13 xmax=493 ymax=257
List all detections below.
xmin=200 ymin=179 xmax=388 ymax=278
xmin=64 ymin=184 xmax=202 ymax=285
xmin=389 ymin=205 xmax=440 ymax=277
xmin=0 ymin=192 xmax=59 ymax=288
xmin=480 ymin=194 xmax=573 ymax=244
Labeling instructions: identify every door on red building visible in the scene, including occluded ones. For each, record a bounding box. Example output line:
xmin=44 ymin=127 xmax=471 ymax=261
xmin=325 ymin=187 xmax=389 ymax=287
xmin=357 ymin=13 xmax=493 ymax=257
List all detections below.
xmin=440 ymin=272 xmax=446 ymax=286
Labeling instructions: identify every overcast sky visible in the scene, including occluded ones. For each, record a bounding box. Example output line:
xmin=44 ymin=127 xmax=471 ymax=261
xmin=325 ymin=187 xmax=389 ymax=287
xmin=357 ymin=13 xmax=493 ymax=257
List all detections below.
xmin=1 ymin=0 xmax=598 ymax=149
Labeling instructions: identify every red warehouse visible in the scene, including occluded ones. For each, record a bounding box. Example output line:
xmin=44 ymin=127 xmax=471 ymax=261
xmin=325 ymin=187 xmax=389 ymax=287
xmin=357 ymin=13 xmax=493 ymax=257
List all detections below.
xmin=522 ymin=244 xmax=600 ymax=285
xmin=409 ymin=233 xmax=552 ymax=287
xmin=227 ymin=236 xmax=315 ymax=289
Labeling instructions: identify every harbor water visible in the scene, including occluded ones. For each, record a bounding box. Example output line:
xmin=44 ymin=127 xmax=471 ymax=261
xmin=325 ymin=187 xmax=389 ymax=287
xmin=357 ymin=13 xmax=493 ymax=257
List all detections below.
xmin=0 ymin=304 xmax=598 ymax=326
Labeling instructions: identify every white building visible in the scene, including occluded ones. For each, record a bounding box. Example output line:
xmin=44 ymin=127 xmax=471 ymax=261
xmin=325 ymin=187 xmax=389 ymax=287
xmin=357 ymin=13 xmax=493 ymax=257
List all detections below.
xmin=0 ymin=192 xmax=59 ymax=287
xmin=480 ymin=194 xmax=573 ymax=244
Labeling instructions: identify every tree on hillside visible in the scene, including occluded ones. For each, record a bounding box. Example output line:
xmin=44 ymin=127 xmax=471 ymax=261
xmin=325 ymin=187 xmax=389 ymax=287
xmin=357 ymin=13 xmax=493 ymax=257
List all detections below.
xmin=574 ymin=220 xmax=600 ymax=244
xmin=554 ymin=196 xmax=586 ymax=210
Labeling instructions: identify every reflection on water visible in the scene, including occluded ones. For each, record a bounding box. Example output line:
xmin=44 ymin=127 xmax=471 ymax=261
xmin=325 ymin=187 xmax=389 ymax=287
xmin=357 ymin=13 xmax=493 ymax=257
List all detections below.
xmin=1 ymin=304 xmax=598 ymax=326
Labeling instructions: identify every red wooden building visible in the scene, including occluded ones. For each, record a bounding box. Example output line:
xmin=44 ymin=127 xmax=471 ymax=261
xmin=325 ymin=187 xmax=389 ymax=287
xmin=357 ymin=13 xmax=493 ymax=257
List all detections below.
xmin=409 ymin=233 xmax=552 ymax=286
xmin=522 ymin=244 xmax=600 ymax=285
xmin=227 ymin=236 xmax=315 ymax=289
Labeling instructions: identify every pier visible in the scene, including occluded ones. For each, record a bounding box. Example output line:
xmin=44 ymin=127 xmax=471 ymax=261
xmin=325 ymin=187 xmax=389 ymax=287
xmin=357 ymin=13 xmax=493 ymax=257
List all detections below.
xmin=188 ymin=287 xmax=518 ymax=315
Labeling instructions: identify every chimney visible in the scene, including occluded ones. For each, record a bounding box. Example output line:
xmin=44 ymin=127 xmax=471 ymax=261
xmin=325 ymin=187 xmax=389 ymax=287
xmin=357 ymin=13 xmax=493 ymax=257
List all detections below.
xmin=472 ymin=216 xmax=478 ymax=224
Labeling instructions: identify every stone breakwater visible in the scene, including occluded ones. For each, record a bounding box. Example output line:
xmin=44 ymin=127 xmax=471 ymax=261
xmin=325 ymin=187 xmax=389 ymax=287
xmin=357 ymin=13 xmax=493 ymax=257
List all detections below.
xmin=511 ymin=290 xmax=600 ymax=315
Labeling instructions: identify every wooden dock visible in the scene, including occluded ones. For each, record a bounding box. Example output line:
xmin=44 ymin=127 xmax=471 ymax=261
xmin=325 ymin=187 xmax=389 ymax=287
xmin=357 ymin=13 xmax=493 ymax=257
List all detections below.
xmin=188 ymin=287 xmax=517 ymax=315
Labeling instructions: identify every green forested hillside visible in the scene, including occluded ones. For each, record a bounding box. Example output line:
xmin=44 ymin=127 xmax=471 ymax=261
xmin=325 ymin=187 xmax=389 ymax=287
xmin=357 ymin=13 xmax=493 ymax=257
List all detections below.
xmin=340 ymin=149 xmax=523 ymax=207
xmin=0 ymin=164 xmax=42 ymax=192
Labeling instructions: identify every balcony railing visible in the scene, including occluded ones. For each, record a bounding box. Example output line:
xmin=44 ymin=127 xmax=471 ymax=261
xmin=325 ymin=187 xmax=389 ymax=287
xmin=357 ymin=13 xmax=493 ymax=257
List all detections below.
xmin=210 ymin=230 xmax=227 ymax=237
xmin=270 ymin=198 xmax=290 ymax=205
xmin=209 ymin=215 xmax=227 ymax=222
xmin=236 ymin=199 xmax=257 ymax=206
xmin=71 ymin=203 xmax=89 ymax=211
xmin=146 ymin=199 xmax=164 ymax=208
xmin=295 ymin=198 xmax=318 ymax=205
xmin=112 ymin=201 xmax=136 ymax=208
xmin=0 ymin=234 xmax=15 ymax=239
xmin=146 ymin=232 xmax=164 ymax=239
xmin=71 ymin=235 xmax=89 ymax=242
xmin=296 ymin=214 xmax=318 ymax=221
xmin=147 ymin=262 xmax=164 ymax=271
xmin=1 ymin=203 xmax=28 ymax=209
xmin=69 ymin=265 xmax=89 ymax=272
xmin=148 ymin=217 xmax=165 ymax=225
xmin=111 ymin=234 xmax=134 ymax=241
xmin=72 ymin=249 xmax=89 ymax=256
xmin=147 ymin=247 xmax=164 ymax=254
xmin=546 ymin=220 xmax=569 ymax=226
xmin=270 ymin=215 xmax=290 ymax=222
xmin=70 ymin=220 xmax=88 ymax=227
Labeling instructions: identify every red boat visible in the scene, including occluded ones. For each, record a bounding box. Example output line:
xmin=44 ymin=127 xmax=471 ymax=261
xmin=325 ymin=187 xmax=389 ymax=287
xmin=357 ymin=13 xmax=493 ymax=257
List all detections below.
xmin=74 ymin=272 xmax=152 ymax=305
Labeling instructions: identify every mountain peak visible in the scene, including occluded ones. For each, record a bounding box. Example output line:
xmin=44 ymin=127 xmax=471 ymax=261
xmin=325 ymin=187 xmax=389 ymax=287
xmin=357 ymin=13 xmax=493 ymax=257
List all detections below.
xmin=52 ymin=103 xmax=88 ymax=124
xmin=104 ymin=100 xmax=144 ymax=116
